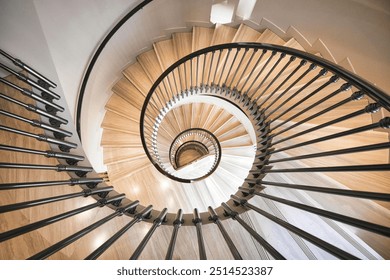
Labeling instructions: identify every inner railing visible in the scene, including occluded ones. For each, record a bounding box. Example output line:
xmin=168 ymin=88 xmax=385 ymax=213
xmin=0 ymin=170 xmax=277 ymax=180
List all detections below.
xmin=166 ymin=128 xmax=221 ymax=181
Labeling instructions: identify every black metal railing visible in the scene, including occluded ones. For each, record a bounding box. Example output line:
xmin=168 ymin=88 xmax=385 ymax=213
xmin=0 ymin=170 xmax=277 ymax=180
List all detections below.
xmin=0 ymin=48 xmax=138 ymax=259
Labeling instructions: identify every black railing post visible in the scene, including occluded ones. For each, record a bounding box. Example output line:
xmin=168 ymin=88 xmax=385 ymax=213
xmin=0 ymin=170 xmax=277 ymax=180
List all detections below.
xmin=129 ymin=208 xmax=168 ymax=260
xmin=0 ymin=78 xmax=63 ymax=112
xmin=208 ymin=206 xmax=242 ymax=260
xmin=27 ymin=201 xmax=139 ymax=260
xmin=0 ymin=109 xmax=72 ymax=138
xmin=0 ymin=194 xmax=125 ymax=243
xmin=247 ymin=191 xmax=390 ymax=237
xmin=0 ymin=177 xmax=103 ymax=190
xmin=0 ymin=186 xmax=112 ymax=213
xmin=193 ymin=208 xmax=207 ymax=260
xmin=221 ymin=203 xmax=286 ymax=260
xmin=0 ymin=49 xmax=57 ymax=88
xmin=231 ymin=195 xmax=359 ymax=259
xmin=85 ymin=205 xmax=152 ymax=260
xmin=165 ymin=209 xmax=183 ymax=260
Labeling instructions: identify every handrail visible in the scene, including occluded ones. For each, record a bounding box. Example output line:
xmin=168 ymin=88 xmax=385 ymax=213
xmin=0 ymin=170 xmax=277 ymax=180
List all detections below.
xmin=0 ymin=144 xmax=84 ymax=164
xmin=0 ymin=77 xmax=64 ymax=112
xmin=0 ymin=109 xmax=72 ymax=138
xmin=0 ymin=62 xmax=60 ymax=100
xmin=76 ymin=0 xmax=154 ymax=138
xmin=0 ymin=49 xmax=57 ymax=88
xmin=0 ymin=92 xmax=68 ymax=126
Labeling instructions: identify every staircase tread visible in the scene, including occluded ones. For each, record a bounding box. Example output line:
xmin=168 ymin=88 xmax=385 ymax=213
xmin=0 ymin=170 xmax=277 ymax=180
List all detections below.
xmin=256 ymin=29 xmax=285 ymax=45
xmin=103 ymin=147 xmax=147 ymax=165
xmin=108 ymin=157 xmax=151 ymax=181
xmin=112 ymin=77 xmax=145 ymax=109
xmin=173 ymin=32 xmax=193 ymax=59
xmin=105 ymin=93 xmax=141 ymax=121
xmin=102 ymin=110 xmax=139 ymax=130
xmin=284 ymin=38 xmax=305 ymax=51
xmin=232 ymin=24 xmax=262 ymax=42
xmin=137 ymin=49 xmax=163 ymax=82
xmin=154 ymin=39 xmax=178 ymax=71
xmin=210 ymin=24 xmax=237 ymax=45
xmin=123 ymin=62 xmax=153 ymax=95
xmin=101 ymin=129 xmax=142 ymax=147
xmin=192 ymin=26 xmax=214 ymax=51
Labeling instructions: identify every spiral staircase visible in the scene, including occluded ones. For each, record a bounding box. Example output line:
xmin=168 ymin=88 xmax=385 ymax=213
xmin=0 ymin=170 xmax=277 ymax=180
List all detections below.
xmin=1 ymin=2 xmax=390 ymax=260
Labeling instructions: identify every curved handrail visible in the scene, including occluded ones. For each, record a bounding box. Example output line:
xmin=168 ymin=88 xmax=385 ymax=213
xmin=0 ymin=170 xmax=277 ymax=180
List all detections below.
xmin=76 ymin=0 xmax=153 ymax=139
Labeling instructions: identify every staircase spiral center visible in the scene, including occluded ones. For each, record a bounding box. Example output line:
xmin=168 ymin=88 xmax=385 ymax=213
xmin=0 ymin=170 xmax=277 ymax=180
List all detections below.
xmin=168 ymin=128 xmax=221 ymax=181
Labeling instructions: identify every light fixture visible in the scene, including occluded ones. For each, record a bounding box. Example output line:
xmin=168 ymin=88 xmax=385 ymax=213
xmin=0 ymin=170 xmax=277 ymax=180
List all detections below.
xmin=210 ymin=0 xmax=237 ymax=24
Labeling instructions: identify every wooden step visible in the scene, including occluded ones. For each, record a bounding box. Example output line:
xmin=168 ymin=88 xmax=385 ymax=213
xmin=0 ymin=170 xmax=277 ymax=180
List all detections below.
xmin=112 ymin=77 xmax=145 ymax=109
xmin=205 ymin=109 xmax=234 ymax=132
xmin=267 ymin=87 xmax=372 ymax=128
xmin=158 ymin=110 xmax=182 ymax=138
xmin=251 ymin=66 xmax=332 ymax=105
xmin=101 ymin=111 xmax=139 ymax=134
xmin=232 ymin=24 xmax=262 ymax=42
xmin=202 ymin=106 xmax=224 ymax=130
xmin=192 ymin=26 xmax=214 ymax=51
xmin=256 ymin=29 xmax=285 ymax=45
xmin=122 ymin=62 xmax=153 ymax=96
xmin=189 ymin=103 xmax=214 ymax=129
xmin=213 ymin=116 xmax=243 ymax=138
xmin=180 ymin=103 xmax=193 ymax=129
xmin=222 ymin=146 xmax=256 ymax=158
xmin=217 ymin=123 xmax=249 ymax=142
xmin=101 ymin=129 xmax=142 ymax=147
xmin=173 ymin=32 xmax=193 ymax=59
xmin=271 ymin=120 xmax=389 ymax=157
xmin=259 ymin=76 xmax=343 ymax=112
xmin=108 ymin=165 xmax=190 ymax=212
xmin=137 ymin=49 xmax=163 ymax=82
xmin=105 ymin=93 xmax=141 ymax=122
xmin=268 ymin=126 xmax=389 ymax=211
xmin=210 ymin=24 xmax=237 ymax=45
xmin=103 ymin=147 xmax=147 ymax=165
xmin=107 ymin=157 xmax=151 ymax=182
xmin=284 ymin=38 xmax=305 ymax=51
xmin=245 ymin=54 xmax=308 ymax=97
xmin=170 ymin=106 xmax=186 ymax=132
xmin=219 ymin=157 xmax=252 ymax=176
xmin=154 ymin=39 xmax=178 ymax=70
xmin=173 ymin=32 xmax=195 ymax=90
xmin=213 ymin=163 xmax=246 ymax=188
xmin=219 ymin=134 xmax=253 ymax=147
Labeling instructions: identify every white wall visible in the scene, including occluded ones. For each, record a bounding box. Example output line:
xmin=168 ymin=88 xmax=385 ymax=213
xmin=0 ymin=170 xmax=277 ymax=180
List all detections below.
xmin=32 ymin=0 xmax=138 ymax=120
